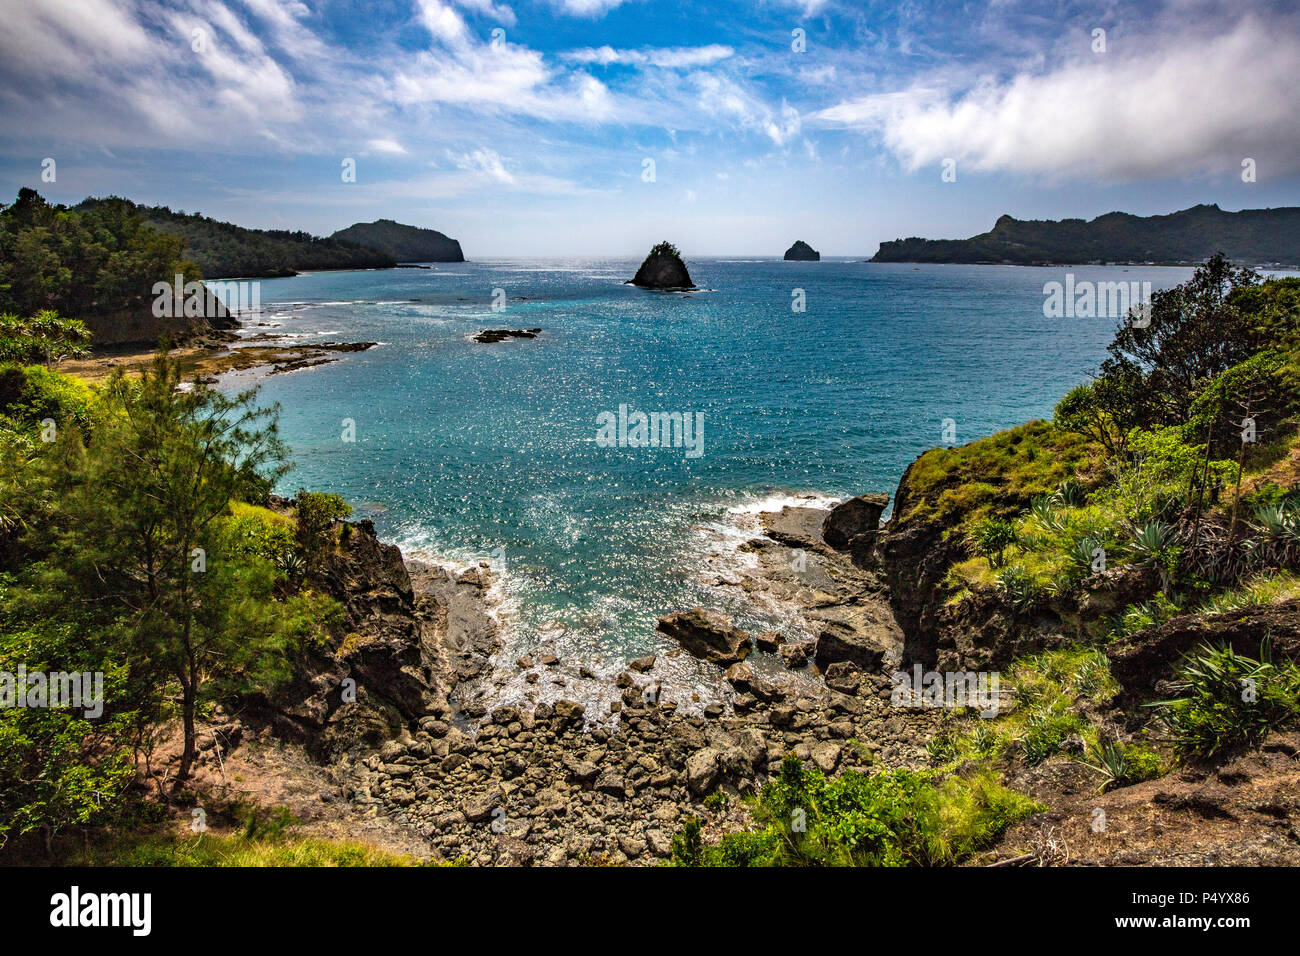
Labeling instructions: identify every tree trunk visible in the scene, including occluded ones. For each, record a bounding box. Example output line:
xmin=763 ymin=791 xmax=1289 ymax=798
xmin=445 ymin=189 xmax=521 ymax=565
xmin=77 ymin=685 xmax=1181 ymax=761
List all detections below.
xmin=177 ymin=683 xmax=196 ymax=784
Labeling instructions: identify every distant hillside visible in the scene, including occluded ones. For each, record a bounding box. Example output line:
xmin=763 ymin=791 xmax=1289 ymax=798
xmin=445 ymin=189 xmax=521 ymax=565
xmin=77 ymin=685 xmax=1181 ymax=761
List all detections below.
xmin=330 ymin=219 xmax=464 ymax=262
xmin=871 ymin=204 xmax=1300 ymax=267
xmin=74 ymin=199 xmax=397 ymax=279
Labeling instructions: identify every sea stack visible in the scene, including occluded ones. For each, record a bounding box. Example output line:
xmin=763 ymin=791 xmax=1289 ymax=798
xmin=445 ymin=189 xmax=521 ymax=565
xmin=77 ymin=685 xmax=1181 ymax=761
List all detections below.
xmin=784 ymin=240 xmax=820 ymax=261
xmin=628 ymin=241 xmax=695 ymax=290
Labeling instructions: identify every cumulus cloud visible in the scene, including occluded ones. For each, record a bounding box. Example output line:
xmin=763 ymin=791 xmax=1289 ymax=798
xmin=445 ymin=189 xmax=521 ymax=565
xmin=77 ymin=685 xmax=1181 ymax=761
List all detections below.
xmin=812 ymin=16 xmax=1300 ymax=180
xmin=368 ymin=139 xmax=408 ymax=154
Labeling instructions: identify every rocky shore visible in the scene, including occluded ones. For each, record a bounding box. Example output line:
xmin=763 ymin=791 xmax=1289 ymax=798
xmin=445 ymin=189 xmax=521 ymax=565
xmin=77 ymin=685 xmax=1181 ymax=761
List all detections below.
xmin=214 ymin=458 xmax=1300 ymax=866
xmin=220 ymin=489 xmax=952 ymax=865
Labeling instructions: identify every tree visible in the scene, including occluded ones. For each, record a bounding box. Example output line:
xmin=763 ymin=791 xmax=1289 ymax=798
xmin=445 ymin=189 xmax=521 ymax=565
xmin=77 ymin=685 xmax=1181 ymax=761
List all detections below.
xmin=1099 ymin=254 xmax=1262 ymax=427
xmin=0 ymin=310 xmax=91 ymax=367
xmin=26 ymin=352 xmax=338 ymax=784
xmin=1053 ymin=373 xmax=1142 ymax=459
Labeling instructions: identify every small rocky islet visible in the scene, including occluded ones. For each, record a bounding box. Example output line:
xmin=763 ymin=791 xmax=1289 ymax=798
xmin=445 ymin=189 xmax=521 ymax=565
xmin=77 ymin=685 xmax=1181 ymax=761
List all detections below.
xmin=627 ymin=241 xmax=695 ymax=290
xmin=783 ymin=240 xmax=821 ymax=261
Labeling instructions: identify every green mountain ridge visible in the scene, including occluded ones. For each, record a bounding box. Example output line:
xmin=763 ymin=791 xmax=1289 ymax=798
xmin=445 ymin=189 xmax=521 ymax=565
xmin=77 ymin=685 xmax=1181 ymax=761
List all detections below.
xmin=871 ymin=204 xmax=1300 ymax=266
xmin=74 ymin=198 xmax=397 ymax=279
xmin=330 ymin=219 xmax=464 ymax=263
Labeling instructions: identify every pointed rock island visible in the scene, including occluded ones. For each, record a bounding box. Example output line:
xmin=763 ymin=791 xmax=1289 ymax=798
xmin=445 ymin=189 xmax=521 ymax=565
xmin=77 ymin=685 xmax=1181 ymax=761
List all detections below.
xmin=627 ymin=240 xmax=695 ymax=290
xmin=784 ymin=240 xmax=820 ymax=261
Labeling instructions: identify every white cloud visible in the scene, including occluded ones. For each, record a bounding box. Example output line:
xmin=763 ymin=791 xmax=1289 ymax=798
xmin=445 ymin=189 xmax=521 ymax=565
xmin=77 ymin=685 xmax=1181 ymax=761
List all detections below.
xmin=812 ymin=16 xmax=1300 ymax=180
xmin=565 ymin=44 xmax=734 ymax=68
xmin=695 ymin=75 xmax=801 ymax=146
xmin=368 ymin=139 xmax=408 ymax=154
xmin=549 ymin=0 xmax=632 ymax=16
xmin=448 ymin=147 xmax=514 ymax=183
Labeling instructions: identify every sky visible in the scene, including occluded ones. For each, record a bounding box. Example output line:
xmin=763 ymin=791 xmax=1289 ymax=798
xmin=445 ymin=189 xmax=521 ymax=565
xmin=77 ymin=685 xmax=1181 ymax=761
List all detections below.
xmin=1 ymin=0 xmax=1299 ymax=256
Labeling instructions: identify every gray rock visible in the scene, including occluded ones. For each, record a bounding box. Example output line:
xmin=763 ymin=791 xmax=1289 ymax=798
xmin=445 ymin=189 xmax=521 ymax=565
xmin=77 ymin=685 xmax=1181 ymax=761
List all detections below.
xmin=656 ymin=608 xmax=753 ymax=666
xmin=821 ymin=493 xmax=889 ymax=550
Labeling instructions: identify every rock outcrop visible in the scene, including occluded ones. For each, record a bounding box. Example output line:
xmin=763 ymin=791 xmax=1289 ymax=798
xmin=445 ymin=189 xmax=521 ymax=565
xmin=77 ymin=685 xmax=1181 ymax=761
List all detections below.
xmin=238 ymin=503 xmax=500 ymax=760
xmin=656 ymin=608 xmax=752 ymax=665
xmin=822 ymin=492 xmax=889 ymax=552
xmin=473 ymin=328 xmax=541 ymax=343
xmin=783 ymin=240 xmax=820 ymax=261
xmin=628 ymin=241 xmax=695 ymax=290
xmin=85 ymin=288 xmax=239 ymax=348
xmin=1107 ymin=598 xmax=1300 ymax=700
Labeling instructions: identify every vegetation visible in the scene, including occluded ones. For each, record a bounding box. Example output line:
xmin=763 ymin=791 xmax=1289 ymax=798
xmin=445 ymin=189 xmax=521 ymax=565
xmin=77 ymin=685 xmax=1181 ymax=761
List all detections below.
xmin=0 ymin=311 xmax=90 ymax=367
xmin=330 ymin=219 xmax=463 ymax=263
xmin=871 ymin=204 xmax=1300 ymax=266
xmin=0 ymin=351 xmax=343 ymax=850
xmin=1150 ymin=642 xmax=1300 ymax=759
xmin=0 ymin=188 xmax=197 ymax=322
xmin=670 ymin=756 xmax=1041 ymax=867
xmin=78 ymin=198 xmax=398 ymax=278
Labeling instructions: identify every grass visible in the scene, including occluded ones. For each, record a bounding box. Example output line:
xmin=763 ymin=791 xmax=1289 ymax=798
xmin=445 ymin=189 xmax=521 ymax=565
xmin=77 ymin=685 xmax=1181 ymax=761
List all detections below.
xmin=927 ymin=647 xmax=1119 ymax=767
xmin=670 ymin=757 xmax=1042 ymax=867
xmin=67 ymin=829 xmax=423 ymax=867
xmin=902 ymin=421 xmax=1101 ymax=535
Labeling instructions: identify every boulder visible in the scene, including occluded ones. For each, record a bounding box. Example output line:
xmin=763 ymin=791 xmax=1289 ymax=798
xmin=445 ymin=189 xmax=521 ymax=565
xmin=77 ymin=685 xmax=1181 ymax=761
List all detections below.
xmin=781 ymin=641 xmax=812 ymax=669
xmin=821 ymin=493 xmax=890 ymax=550
xmin=685 ymin=748 xmax=723 ymax=795
xmin=813 ymin=620 xmax=888 ymax=672
xmin=724 ymin=661 xmax=754 ymax=690
xmin=628 ymin=241 xmax=695 ymax=290
xmin=656 ymin=608 xmax=752 ymax=666
xmin=783 ymin=240 xmax=820 ymax=261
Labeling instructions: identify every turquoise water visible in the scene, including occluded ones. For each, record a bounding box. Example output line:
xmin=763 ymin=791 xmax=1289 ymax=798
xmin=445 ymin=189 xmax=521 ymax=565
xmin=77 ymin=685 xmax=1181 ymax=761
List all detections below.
xmin=225 ymin=258 xmax=1207 ymax=666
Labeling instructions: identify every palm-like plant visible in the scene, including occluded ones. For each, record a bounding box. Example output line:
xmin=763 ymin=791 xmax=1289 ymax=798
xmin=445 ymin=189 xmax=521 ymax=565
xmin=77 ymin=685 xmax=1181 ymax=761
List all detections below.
xmin=971 ymin=517 xmax=1019 ymax=568
xmin=1127 ymin=520 xmax=1175 ymax=595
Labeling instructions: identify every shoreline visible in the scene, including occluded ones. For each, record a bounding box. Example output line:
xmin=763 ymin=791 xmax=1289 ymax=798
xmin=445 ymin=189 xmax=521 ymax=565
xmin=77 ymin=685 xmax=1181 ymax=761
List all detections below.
xmin=59 ymin=338 xmax=379 ymax=385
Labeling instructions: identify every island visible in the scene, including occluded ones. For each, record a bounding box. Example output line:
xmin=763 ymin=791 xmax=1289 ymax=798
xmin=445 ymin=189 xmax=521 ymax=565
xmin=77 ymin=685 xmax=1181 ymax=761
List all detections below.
xmin=784 ymin=240 xmax=820 ymax=261
xmin=870 ymin=204 xmax=1300 ymax=267
xmin=627 ymin=241 xmax=695 ymax=290
xmin=331 ymin=218 xmax=465 ymax=263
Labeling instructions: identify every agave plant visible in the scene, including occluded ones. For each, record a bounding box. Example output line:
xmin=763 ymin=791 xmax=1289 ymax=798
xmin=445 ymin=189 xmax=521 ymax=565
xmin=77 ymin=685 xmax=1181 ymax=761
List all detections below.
xmin=1081 ymin=739 xmax=1129 ymax=793
xmin=996 ymin=565 xmax=1041 ymax=611
xmin=1067 ymin=536 xmax=1104 ymax=578
xmin=1028 ymin=495 xmax=1068 ymax=535
xmin=1127 ymin=520 xmax=1172 ymax=564
xmin=1051 ymin=479 xmax=1086 ymax=508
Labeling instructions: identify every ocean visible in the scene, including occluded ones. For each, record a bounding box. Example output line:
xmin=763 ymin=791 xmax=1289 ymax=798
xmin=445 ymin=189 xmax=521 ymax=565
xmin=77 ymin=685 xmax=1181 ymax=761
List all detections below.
xmin=219 ymin=258 xmax=1246 ymax=689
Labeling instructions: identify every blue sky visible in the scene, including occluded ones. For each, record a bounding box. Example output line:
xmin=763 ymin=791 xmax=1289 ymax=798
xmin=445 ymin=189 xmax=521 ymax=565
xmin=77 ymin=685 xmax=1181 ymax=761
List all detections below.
xmin=2 ymin=0 xmax=1299 ymax=255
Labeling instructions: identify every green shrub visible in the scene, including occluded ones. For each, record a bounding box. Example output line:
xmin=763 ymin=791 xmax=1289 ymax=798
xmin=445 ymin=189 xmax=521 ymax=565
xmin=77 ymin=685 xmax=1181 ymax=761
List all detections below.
xmin=970 ymin=517 xmax=1018 ymax=568
xmin=1150 ymin=641 xmax=1300 ymax=759
xmin=1081 ymin=738 xmax=1166 ymax=792
xmin=670 ymin=757 xmax=1041 ymax=867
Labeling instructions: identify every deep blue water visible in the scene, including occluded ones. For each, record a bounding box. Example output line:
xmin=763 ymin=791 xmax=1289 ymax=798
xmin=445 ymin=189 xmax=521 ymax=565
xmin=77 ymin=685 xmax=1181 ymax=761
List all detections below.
xmin=220 ymin=258 xmax=1214 ymax=668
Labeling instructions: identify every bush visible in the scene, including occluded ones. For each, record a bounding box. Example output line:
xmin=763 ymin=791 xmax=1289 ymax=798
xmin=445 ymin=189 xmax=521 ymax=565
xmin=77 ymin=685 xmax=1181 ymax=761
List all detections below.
xmin=0 ymin=363 xmax=98 ymax=436
xmin=970 ymin=517 xmax=1018 ymax=568
xmin=670 ymin=757 xmax=1041 ymax=867
xmin=294 ymin=490 xmax=352 ymax=577
xmin=1151 ymin=642 xmax=1300 ymax=759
